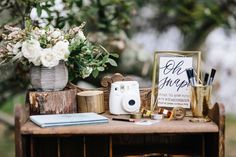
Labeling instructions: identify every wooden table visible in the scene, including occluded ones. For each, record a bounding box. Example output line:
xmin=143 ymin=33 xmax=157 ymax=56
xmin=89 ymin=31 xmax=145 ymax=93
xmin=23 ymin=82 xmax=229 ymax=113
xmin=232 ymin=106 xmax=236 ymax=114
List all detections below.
xmin=15 ymin=103 xmax=225 ymax=157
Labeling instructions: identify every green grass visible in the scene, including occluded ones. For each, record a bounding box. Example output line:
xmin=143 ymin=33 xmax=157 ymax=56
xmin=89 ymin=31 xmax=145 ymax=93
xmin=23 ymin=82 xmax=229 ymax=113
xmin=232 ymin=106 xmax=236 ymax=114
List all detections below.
xmin=0 ymin=93 xmax=24 ymax=157
xmin=226 ymin=114 xmax=236 ymax=157
xmin=0 ymin=128 xmax=15 ymax=157
xmin=0 ymin=93 xmax=25 ymax=114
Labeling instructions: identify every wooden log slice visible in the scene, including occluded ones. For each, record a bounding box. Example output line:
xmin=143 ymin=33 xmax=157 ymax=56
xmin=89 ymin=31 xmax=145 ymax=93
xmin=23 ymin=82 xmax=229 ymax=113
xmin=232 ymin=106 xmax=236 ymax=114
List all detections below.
xmin=77 ymin=91 xmax=105 ymax=113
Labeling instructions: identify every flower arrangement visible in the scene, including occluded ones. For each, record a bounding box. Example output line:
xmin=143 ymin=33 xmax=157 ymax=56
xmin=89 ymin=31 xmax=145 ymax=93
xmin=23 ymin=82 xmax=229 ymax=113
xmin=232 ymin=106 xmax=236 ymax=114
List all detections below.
xmin=0 ymin=21 xmax=118 ymax=80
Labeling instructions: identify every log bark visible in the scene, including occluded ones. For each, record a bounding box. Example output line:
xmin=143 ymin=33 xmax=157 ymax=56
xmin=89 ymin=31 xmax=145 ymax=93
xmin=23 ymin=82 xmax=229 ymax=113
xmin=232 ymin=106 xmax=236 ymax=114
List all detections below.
xmin=28 ymin=88 xmax=77 ymax=115
xmin=77 ymin=91 xmax=105 ymax=113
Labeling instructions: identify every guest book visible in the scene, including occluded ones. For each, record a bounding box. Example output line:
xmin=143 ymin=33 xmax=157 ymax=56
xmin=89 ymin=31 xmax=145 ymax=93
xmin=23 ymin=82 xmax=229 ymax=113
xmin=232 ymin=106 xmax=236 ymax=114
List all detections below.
xmin=30 ymin=112 xmax=109 ymax=128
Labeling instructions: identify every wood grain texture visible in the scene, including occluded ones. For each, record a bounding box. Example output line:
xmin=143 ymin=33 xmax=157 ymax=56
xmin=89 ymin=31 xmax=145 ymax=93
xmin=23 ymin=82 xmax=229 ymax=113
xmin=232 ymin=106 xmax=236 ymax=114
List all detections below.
xmin=77 ymin=91 xmax=105 ymax=113
xmin=112 ymin=134 xmax=203 ymax=156
xmin=15 ymin=104 xmax=29 ymax=157
xmin=16 ymin=103 xmax=225 ymax=157
xmin=28 ymin=88 xmax=77 ymax=115
xmin=20 ymin=112 xmax=218 ymax=135
xmin=208 ymin=103 xmax=225 ymax=157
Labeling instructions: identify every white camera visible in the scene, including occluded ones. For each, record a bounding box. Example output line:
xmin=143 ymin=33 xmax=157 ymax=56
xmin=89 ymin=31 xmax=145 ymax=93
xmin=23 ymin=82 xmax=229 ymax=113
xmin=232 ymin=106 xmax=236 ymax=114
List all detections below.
xmin=109 ymin=81 xmax=141 ymax=115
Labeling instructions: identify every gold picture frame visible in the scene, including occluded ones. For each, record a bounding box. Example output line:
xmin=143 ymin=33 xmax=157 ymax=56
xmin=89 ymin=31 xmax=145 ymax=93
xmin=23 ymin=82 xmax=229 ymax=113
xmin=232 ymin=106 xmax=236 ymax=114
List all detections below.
xmin=150 ymin=51 xmax=201 ymax=111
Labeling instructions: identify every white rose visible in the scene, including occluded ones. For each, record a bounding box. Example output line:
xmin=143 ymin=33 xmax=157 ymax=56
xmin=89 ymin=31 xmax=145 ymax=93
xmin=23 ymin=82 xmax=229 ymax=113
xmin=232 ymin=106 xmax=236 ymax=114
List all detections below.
xmin=76 ymin=30 xmax=86 ymax=41
xmin=53 ymin=40 xmax=70 ymax=61
xmin=13 ymin=42 xmax=22 ymax=55
xmin=51 ymin=30 xmax=62 ymax=39
xmin=40 ymin=48 xmax=59 ymax=68
xmin=22 ymin=39 xmax=41 ymax=61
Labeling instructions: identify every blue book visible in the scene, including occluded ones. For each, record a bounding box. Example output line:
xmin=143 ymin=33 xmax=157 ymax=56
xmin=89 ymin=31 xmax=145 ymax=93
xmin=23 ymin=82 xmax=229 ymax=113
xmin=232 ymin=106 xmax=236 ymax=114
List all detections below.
xmin=30 ymin=112 xmax=109 ymax=128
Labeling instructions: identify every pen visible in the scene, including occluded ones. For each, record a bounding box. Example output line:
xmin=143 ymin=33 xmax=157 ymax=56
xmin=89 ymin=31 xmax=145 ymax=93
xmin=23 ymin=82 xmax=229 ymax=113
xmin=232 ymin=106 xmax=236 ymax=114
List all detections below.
xmin=203 ymin=73 xmax=209 ymax=86
xmin=189 ymin=68 xmax=196 ymax=86
xmin=112 ymin=117 xmax=135 ymax=122
xmin=186 ymin=69 xmax=192 ymax=85
xmin=208 ymin=69 xmax=216 ymax=85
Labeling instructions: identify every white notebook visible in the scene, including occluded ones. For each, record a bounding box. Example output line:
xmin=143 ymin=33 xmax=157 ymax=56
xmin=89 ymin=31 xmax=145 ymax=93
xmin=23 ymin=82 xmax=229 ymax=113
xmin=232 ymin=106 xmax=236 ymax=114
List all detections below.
xmin=30 ymin=112 xmax=109 ymax=128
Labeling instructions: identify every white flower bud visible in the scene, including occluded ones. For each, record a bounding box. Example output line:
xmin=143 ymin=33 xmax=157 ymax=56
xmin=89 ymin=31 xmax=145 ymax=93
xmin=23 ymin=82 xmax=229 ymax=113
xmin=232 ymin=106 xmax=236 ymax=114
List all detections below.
xmin=51 ymin=30 xmax=62 ymax=39
xmin=76 ymin=30 xmax=86 ymax=41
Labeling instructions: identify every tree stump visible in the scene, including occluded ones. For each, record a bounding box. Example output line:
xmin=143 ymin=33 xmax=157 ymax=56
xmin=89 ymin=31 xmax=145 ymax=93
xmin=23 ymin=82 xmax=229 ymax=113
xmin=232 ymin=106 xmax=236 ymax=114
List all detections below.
xmin=28 ymin=88 xmax=77 ymax=115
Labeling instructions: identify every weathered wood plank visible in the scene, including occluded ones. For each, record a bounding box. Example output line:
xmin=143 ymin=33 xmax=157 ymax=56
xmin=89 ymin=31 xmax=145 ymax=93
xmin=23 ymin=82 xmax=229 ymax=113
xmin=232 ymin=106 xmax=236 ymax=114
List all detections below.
xmin=21 ymin=113 xmax=218 ymax=135
xmin=208 ymin=103 xmax=225 ymax=157
xmin=15 ymin=104 xmax=29 ymax=157
xmin=112 ymin=134 xmax=203 ymax=156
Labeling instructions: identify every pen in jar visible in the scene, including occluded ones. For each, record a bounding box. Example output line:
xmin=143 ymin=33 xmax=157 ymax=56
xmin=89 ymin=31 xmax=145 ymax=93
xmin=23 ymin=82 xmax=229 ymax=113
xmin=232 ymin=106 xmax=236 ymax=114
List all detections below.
xmin=208 ymin=69 xmax=216 ymax=85
xmin=203 ymin=73 xmax=209 ymax=86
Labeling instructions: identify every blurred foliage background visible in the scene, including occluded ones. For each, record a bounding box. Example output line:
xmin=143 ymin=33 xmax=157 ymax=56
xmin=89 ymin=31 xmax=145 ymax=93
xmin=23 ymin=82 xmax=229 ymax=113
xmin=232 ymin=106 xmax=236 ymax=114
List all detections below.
xmin=0 ymin=0 xmax=236 ymax=157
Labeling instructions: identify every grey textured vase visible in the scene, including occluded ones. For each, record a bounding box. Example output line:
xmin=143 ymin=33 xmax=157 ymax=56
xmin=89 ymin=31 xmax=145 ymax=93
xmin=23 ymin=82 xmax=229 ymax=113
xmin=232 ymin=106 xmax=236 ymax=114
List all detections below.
xmin=30 ymin=61 xmax=68 ymax=91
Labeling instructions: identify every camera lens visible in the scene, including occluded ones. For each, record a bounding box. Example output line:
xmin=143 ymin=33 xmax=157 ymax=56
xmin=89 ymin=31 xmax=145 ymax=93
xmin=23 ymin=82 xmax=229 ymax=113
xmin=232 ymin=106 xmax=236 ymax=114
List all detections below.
xmin=128 ymin=99 xmax=136 ymax=106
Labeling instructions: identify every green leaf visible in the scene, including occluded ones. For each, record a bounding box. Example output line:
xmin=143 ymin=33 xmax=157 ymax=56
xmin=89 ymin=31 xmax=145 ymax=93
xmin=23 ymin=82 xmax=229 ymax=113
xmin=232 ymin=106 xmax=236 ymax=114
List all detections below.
xmin=97 ymin=67 xmax=105 ymax=71
xmin=110 ymin=53 xmax=119 ymax=58
xmin=36 ymin=4 xmax=42 ymax=17
xmin=102 ymin=55 xmax=109 ymax=64
xmin=92 ymin=69 xmax=99 ymax=78
xmin=108 ymin=58 xmax=117 ymax=66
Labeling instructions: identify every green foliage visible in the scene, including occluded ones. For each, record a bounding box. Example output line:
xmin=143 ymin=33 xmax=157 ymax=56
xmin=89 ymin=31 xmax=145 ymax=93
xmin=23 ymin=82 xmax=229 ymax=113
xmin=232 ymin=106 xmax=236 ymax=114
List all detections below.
xmin=68 ymin=38 xmax=118 ymax=81
xmin=31 ymin=0 xmax=135 ymax=33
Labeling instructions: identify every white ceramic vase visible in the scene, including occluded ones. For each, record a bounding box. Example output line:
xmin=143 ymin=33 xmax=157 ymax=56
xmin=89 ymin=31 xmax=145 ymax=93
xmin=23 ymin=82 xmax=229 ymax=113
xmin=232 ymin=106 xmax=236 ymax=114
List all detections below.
xmin=30 ymin=61 xmax=68 ymax=91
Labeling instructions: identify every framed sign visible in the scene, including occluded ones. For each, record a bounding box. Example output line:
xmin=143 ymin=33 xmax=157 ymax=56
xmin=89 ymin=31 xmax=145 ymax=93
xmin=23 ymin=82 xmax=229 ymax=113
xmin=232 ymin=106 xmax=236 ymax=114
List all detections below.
xmin=150 ymin=51 xmax=201 ymax=110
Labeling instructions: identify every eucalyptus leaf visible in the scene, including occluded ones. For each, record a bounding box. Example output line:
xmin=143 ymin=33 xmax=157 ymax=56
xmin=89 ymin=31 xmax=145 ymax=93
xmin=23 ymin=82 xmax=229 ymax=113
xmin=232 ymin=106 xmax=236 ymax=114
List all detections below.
xmin=108 ymin=58 xmax=117 ymax=66
xmin=97 ymin=67 xmax=105 ymax=71
xmin=110 ymin=53 xmax=119 ymax=58
xmin=92 ymin=69 xmax=99 ymax=78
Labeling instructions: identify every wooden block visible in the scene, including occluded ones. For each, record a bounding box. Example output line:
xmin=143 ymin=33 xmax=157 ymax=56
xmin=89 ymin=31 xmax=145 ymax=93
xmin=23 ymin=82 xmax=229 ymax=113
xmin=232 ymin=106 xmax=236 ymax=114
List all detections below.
xmin=28 ymin=88 xmax=77 ymax=115
xmin=77 ymin=90 xmax=105 ymax=113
